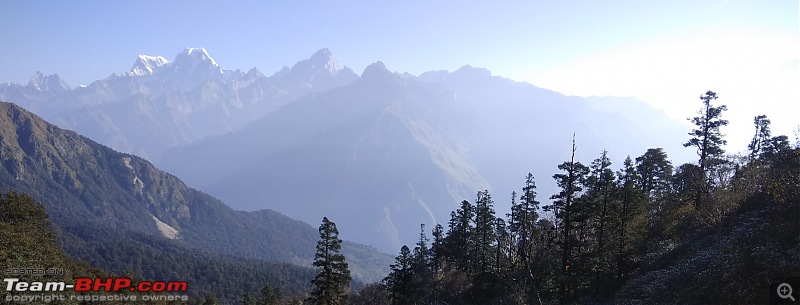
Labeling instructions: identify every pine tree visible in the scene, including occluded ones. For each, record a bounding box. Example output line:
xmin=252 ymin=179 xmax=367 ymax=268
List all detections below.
xmin=635 ymin=148 xmax=673 ymax=198
xmin=446 ymin=200 xmax=475 ymax=270
xmin=683 ymin=90 xmax=728 ymax=207
xmin=308 ymin=217 xmax=351 ymax=305
xmin=384 ymin=245 xmax=414 ymax=305
xmin=615 ymin=156 xmax=644 ymax=285
xmin=544 ymin=134 xmax=589 ymax=304
xmin=430 ymin=224 xmax=445 ymax=274
xmin=635 ymin=148 xmax=673 ymax=230
xmin=258 ymin=282 xmax=279 ymax=305
xmin=586 ymin=150 xmax=615 ymax=297
xmin=510 ymin=173 xmax=540 ymax=268
xmin=473 ymin=190 xmax=497 ymax=274
xmin=748 ymin=115 xmax=772 ymax=161
xmin=411 ymin=224 xmax=433 ymax=303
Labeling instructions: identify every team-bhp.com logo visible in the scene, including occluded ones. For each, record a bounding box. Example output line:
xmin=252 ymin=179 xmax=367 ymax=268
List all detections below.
xmin=5 ymin=277 xmax=187 ymax=292
xmin=4 ymin=277 xmax=189 ymax=302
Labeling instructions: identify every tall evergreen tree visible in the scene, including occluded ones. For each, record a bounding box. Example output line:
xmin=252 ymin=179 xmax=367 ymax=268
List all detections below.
xmin=635 ymin=148 xmax=673 ymax=198
xmin=544 ymin=134 xmax=589 ymax=304
xmin=510 ymin=173 xmax=540 ymax=268
xmin=384 ymin=245 xmax=414 ymax=305
xmin=308 ymin=217 xmax=351 ymax=305
xmin=430 ymin=224 xmax=445 ymax=274
xmin=586 ymin=150 xmax=616 ymax=297
xmin=473 ymin=190 xmax=497 ymax=273
xmin=635 ymin=148 xmax=673 ymax=231
xmin=748 ymin=115 xmax=772 ymax=160
xmin=683 ymin=90 xmax=728 ymax=207
xmin=615 ymin=156 xmax=645 ymax=284
xmin=446 ymin=200 xmax=475 ymax=270
xmin=411 ymin=224 xmax=433 ymax=303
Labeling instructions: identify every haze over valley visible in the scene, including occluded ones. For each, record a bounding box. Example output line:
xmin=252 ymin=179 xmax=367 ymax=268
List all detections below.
xmin=1 ymin=48 xmax=694 ymax=251
xmin=1 ymin=1 xmax=797 ymax=304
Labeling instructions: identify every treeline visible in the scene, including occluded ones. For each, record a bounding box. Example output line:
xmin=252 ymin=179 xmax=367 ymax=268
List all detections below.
xmin=1 ymin=189 xmax=321 ymax=305
xmin=346 ymin=91 xmax=800 ymax=304
xmin=0 ymin=191 xmax=181 ymax=304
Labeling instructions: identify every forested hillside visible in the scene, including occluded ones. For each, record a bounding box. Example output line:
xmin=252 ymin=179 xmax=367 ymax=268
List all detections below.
xmin=0 ymin=101 xmax=390 ymax=300
xmin=349 ymin=92 xmax=800 ymax=305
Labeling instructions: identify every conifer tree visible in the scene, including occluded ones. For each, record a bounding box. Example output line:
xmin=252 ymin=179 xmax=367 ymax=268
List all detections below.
xmin=384 ymin=245 xmax=414 ymax=305
xmin=308 ymin=217 xmax=351 ymax=305
xmin=544 ymin=134 xmax=589 ymax=304
xmin=615 ymin=156 xmax=642 ymax=282
xmin=430 ymin=224 xmax=445 ymax=273
xmin=684 ymin=90 xmax=728 ymax=207
xmin=446 ymin=200 xmax=475 ymax=270
xmin=635 ymin=148 xmax=673 ymax=198
xmin=258 ymin=282 xmax=279 ymax=305
xmin=473 ymin=190 xmax=497 ymax=273
xmin=748 ymin=115 xmax=772 ymax=160
xmin=586 ymin=150 xmax=615 ymax=296
xmin=411 ymin=224 xmax=433 ymax=303
xmin=510 ymin=173 xmax=540 ymax=268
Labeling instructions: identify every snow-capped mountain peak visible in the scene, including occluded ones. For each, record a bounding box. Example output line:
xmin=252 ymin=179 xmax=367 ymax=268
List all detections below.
xmin=27 ymin=71 xmax=70 ymax=92
xmin=174 ymin=47 xmax=219 ymax=68
xmin=309 ymin=47 xmax=340 ymax=72
xmin=130 ymin=55 xmax=170 ymax=76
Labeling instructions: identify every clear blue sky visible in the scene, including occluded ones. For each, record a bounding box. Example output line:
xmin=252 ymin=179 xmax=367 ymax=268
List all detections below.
xmin=2 ymin=0 xmax=798 ymax=151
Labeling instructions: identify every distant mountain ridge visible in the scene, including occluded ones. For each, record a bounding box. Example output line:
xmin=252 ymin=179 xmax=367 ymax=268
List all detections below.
xmin=0 ymin=48 xmax=693 ymax=252
xmin=160 ymin=59 xmax=693 ymax=251
xmin=0 ymin=48 xmax=357 ymax=160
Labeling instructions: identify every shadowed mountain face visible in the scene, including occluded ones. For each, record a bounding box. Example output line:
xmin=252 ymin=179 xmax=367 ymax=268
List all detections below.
xmin=0 ymin=102 xmax=390 ymax=283
xmin=160 ymin=62 xmax=692 ymax=252
xmin=161 ymin=62 xmax=490 ymax=251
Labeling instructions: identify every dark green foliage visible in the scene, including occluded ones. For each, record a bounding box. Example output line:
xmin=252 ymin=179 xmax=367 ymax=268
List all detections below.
xmin=308 ymin=217 xmax=351 ymax=305
xmin=0 ymin=101 xmax=391 ymax=287
xmin=473 ymin=190 xmax=497 ymax=274
xmin=350 ymin=283 xmax=389 ymax=305
xmin=445 ymin=200 xmax=475 ymax=270
xmin=0 ymin=191 xmax=95 ymax=303
xmin=258 ymin=282 xmax=279 ymax=305
xmin=376 ymin=99 xmax=800 ymax=304
xmin=749 ymin=114 xmax=772 ymax=160
xmin=635 ymin=148 xmax=673 ymax=197
xmin=202 ymin=293 xmax=218 ymax=305
xmin=544 ymin=135 xmax=590 ymax=304
xmin=0 ymin=191 xmax=173 ymax=304
xmin=684 ymin=90 xmax=728 ymax=172
xmin=242 ymin=293 xmax=257 ymax=305
xmin=683 ymin=90 xmax=728 ymax=209
xmin=56 ymin=220 xmax=315 ymax=302
xmin=384 ymin=245 xmax=413 ymax=305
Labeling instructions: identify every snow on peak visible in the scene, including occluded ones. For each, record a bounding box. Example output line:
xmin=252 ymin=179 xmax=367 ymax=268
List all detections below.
xmin=308 ymin=47 xmax=340 ymax=73
xmin=27 ymin=72 xmax=70 ymax=91
xmin=130 ymin=55 xmax=170 ymax=76
xmin=176 ymin=47 xmax=219 ymax=67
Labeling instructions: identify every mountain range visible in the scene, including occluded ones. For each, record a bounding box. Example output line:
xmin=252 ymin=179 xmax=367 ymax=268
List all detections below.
xmin=0 ymin=48 xmax=693 ymax=252
xmin=0 ymin=102 xmax=390 ymax=286
xmin=0 ymin=47 xmax=357 ymax=160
